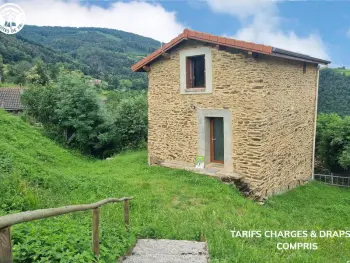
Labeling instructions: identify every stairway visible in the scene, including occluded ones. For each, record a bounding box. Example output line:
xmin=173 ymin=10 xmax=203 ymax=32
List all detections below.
xmin=121 ymin=239 xmax=209 ymax=263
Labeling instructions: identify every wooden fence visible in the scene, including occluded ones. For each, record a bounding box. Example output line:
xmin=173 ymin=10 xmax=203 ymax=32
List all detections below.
xmin=314 ymin=174 xmax=350 ymax=187
xmin=0 ymin=197 xmax=132 ymax=263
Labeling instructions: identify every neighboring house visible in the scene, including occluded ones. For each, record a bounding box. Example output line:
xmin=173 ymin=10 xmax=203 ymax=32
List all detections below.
xmin=132 ymin=29 xmax=330 ymax=199
xmin=0 ymin=88 xmax=24 ymax=113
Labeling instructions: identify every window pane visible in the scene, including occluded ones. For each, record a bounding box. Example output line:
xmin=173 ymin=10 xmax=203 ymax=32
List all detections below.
xmin=192 ymin=55 xmax=205 ymax=87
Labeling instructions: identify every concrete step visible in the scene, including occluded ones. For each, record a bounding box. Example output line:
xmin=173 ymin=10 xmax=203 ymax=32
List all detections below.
xmin=121 ymin=239 xmax=209 ymax=263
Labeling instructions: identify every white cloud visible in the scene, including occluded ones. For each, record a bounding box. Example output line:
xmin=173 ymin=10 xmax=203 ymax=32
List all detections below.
xmin=206 ymin=0 xmax=278 ymax=20
xmin=0 ymin=0 xmax=185 ymax=42
xmin=206 ymin=0 xmax=330 ymax=60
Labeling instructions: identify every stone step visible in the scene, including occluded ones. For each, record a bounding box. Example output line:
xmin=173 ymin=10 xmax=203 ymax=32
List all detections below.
xmin=121 ymin=239 xmax=209 ymax=263
xmin=122 ymin=254 xmax=209 ymax=263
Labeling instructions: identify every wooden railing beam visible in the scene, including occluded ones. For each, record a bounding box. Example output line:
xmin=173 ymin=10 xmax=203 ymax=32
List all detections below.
xmin=0 ymin=197 xmax=132 ymax=230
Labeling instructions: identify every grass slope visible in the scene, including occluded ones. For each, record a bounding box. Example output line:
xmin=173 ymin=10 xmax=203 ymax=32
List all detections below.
xmin=1 ymin=110 xmax=350 ymax=262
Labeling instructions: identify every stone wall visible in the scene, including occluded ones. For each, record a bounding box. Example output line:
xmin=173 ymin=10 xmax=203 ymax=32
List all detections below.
xmin=258 ymin=57 xmax=317 ymax=197
xmin=147 ymin=40 xmax=317 ymax=198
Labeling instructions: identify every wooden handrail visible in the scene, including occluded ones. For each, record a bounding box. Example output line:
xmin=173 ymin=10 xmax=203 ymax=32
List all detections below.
xmin=0 ymin=197 xmax=132 ymax=229
xmin=0 ymin=197 xmax=132 ymax=263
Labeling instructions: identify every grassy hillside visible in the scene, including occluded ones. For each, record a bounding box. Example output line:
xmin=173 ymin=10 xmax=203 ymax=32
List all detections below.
xmin=1 ymin=110 xmax=350 ymax=262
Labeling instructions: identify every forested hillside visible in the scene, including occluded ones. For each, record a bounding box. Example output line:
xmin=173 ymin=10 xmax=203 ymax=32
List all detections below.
xmin=318 ymin=68 xmax=350 ymax=116
xmin=0 ymin=25 xmax=160 ymax=89
xmin=1 ymin=25 xmax=350 ymax=108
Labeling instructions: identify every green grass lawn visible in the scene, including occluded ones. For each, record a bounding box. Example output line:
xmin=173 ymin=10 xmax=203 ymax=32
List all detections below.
xmin=1 ymin=110 xmax=350 ymax=262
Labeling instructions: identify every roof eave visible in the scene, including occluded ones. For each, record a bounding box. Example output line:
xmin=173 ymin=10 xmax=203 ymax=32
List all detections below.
xmin=132 ymin=33 xmax=187 ymax=72
xmin=271 ymin=47 xmax=331 ymax=65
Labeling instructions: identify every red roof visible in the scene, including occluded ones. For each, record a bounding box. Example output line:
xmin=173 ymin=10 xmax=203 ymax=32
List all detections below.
xmin=132 ymin=29 xmax=272 ymax=72
xmin=132 ymin=29 xmax=330 ymax=72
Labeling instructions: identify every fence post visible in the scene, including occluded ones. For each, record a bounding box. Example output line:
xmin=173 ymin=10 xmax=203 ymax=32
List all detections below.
xmin=124 ymin=199 xmax=130 ymax=229
xmin=92 ymin=208 xmax=100 ymax=257
xmin=0 ymin=227 xmax=13 ymax=263
xmin=331 ymin=173 xmax=334 ymax=185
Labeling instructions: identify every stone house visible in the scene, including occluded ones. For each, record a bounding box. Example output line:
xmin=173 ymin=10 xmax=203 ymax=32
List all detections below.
xmin=132 ymin=29 xmax=330 ymax=199
xmin=0 ymin=88 xmax=24 ymax=114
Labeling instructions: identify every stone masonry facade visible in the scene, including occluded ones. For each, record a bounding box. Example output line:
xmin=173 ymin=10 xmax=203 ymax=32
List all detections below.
xmin=147 ymin=40 xmax=318 ymax=199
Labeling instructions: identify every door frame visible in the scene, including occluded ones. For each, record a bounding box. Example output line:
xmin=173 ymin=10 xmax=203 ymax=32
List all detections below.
xmin=209 ymin=118 xmax=224 ymax=164
xmin=197 ymin=109 xmax=232 ymax=172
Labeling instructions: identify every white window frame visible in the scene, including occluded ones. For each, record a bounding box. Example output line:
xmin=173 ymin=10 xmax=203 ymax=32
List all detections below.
xmin=180 ymin=47 xmax=212 ymax=94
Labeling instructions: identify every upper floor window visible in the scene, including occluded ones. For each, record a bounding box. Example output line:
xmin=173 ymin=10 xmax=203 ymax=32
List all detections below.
xmin=186 ymin=55 xmax=205 ymax=89
xmin=180 ymin=47 xmax=212 ymax=94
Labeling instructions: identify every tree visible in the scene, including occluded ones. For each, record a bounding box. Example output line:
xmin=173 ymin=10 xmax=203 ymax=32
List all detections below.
xmin=318 ymin=69 xmax=350 ymax=116
xmin=316 ymin=113 xmax=350 ymax=172
xmin=22 ymin=68 xmax=116 ymax=157
xmin=35 ymin=60 xmax=50 ymax=85
xmin=24 ymin=60 xmax=50 ymax=86
xmin=0 ymin=55 xmax=4 ymax=83
xmin=114 ymin=94 xmax=147 ymax=149
xmin=7 ymin=61 xmax=32 ymax=84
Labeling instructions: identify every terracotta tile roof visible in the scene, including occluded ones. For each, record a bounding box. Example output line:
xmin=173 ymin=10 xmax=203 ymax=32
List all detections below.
xmin=131 ymin=29 xmax=330 ymax=72
xmin=0 ymin=88 xmax=24 ymax=111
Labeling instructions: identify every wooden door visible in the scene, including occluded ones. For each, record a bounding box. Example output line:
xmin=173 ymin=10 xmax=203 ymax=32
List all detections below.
xmin=210 ymin=117 xmax=224 ymax=164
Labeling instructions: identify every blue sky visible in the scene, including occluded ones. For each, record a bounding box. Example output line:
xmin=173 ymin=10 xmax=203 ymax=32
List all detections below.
xmin=150 ymin=0 xmax=349 ymax=67
xmin=3 ymin=0 xmax=350 ymax=67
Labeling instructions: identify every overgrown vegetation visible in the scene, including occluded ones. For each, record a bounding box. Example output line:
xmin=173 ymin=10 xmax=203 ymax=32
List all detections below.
xmin=316 ymin=113 xmax=350 ymax=173
xmin=0 ymin=110 xmax=350 ymax=262
xmin=21 ymin=68 xmax=147 ymax=158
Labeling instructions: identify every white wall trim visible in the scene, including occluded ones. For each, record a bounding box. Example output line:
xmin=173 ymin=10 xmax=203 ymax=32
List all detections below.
xmin=179 ymin=47 xmax=212 ymax=94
